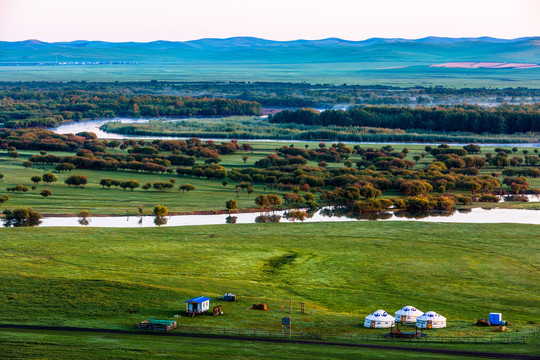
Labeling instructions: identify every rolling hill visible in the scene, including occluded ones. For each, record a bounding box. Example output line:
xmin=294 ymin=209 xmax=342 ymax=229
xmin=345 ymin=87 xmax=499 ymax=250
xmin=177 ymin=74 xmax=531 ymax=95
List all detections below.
xmin=1 ymin=37 xmax=539 ymax=64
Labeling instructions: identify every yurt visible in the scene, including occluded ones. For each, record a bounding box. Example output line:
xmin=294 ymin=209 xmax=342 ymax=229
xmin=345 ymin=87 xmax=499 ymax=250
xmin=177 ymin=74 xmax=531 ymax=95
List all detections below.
xmin=394 ymin=306 xmax=423 ymax=323
xmin=364 ymin=310 xmax=396 ymax=328
xmin=416 ymin=311 xmax=446 ymax=329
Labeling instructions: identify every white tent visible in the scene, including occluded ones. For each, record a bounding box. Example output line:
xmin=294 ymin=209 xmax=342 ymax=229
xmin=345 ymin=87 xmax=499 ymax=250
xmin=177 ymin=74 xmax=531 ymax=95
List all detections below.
xmin=416 ymin=311 xmax=446 ymax=329
xmin=394 ymin=305 xmax=424 ymax=323
xmin=364 ymin=310 xmax=396 ymax=328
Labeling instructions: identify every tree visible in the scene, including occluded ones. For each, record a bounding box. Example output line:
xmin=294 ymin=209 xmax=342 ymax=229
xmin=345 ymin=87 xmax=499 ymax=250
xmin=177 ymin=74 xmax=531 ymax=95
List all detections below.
xmin=360 ymin=185 xmax=382 ymax=199
xmin=179 ymin=184 xmax=195 ymax=193
xmin=23 ymin=160 xmax=33 ymax=169
xmin=0 ymin=173 xmax=4 ymax=181
xmin=153 ymin=205 xmax=168 ymax=217
xmin=9 ymin=151 xmax=19 ymax=159
xmin=56 ymin=163 xmax=76 ymax=172
xmin=31 ymin=176 xmax=42 ymax=185
xmin=153 ymin=181 xmax=174 ymax=191
xmin=413 ymin=155 xmax=421 ymax=163
xmin=286 ymin=209 xmax=308 ymax=222
xmin=142 ymin=182 xmax=151 ymax=191
xmin=242 ymin=155 xmax=249 ymax=164
xmin=266 ymin=194 xmax=282 ymax=209
xmin=65 ymin=175 xmax=88 ymax=188
xmin=42 ymin=173 xmax=57 ymax=185
xmin=78 ymin=210 xmax=91 ymax=218
xmin=255 ymin=194 xmax=270 ymax=209
xmin=222 ymin=180 xmax=228 ymax=187
xmin=225 ymin=199 xmax=237 ymax=214
xmin=0 ymin=194 xmax=8 ymax=205
xmin=121 ymin=180 xmax=140 ymax=191
xmin=40 ymin=189 xmax=52 ymax=199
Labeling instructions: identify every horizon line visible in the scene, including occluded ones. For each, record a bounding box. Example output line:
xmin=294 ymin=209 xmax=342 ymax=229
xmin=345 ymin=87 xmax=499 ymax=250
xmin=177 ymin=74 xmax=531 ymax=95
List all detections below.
xmin=2 ymin=35 xmax=539 ymax=44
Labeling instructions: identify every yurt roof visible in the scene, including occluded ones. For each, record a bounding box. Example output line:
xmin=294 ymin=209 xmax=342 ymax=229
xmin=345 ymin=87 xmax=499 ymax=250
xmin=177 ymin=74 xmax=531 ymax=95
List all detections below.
xmin=395 ymin=306 xmax=423 ymax=316
xmin=417 ymin=311 xmax=446 ymax=321
xmin=365 ymin=309 xmax=394 ymax=321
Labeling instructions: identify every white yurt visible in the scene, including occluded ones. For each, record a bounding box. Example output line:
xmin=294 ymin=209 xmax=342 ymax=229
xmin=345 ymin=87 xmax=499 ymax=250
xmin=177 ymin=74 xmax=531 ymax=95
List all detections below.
xmin=394 ymin=305 xmax=424 ymax=323
xmin=364 ymin=310 xmax=396 ymax=328
xmin=416 ymin=311 xmax=446 ymax=329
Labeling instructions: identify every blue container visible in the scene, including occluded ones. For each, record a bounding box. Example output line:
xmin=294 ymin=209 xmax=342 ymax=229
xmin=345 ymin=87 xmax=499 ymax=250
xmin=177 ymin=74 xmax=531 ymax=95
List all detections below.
xmin=489 ymin=313 xmax=502 ymax=325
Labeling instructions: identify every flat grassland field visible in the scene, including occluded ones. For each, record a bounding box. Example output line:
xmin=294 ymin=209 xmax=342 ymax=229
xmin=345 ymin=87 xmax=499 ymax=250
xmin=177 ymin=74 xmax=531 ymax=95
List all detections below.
xmin=2 ymin=63 xmax=540 ymax=88
xmin=1 ymin=222 xmax=539 ymax=356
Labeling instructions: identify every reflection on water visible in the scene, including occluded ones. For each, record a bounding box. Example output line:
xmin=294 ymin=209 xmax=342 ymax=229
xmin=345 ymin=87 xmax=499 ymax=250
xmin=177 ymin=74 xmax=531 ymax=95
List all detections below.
xmin=225 ymin=216 xmax=237 ymax=224
xmin=255 ymin=214 xmax=282 ymax=223
xmin=154 ymin=216 xmax=168 ymax=226
xmin=78 ymin=218 xmax=90 ymax=226
xmin=2 ymin=207 xmax=539 ymax=228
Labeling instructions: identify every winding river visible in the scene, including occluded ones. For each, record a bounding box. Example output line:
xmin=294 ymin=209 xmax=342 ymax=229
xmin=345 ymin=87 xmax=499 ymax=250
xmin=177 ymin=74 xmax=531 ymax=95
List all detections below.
xmin=2 ymin=207 xmax=539 ymax=228
xmin=49 ymin=118 xmax=540 ymax=147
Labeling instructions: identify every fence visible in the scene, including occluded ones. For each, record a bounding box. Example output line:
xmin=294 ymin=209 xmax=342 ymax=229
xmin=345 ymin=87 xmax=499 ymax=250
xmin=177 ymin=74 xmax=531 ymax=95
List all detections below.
xmin=173 ymin=324 xmax=538 ymax=344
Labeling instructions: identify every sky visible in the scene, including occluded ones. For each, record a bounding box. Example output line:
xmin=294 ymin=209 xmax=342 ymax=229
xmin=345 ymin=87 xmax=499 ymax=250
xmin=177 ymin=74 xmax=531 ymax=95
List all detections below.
xmin=0 ymin=0 xmax=538 ymax=42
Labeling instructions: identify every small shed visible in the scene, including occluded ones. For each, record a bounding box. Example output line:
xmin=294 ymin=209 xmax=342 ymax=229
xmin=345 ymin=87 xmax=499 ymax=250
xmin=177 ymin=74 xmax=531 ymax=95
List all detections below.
xmin=185 ymin=296 xmax=210 ymax=316
xmin=416 ymin=311 xmax=446 ymax=329
xmin=489 ymin=313 xmax=502 ymax=325
xmin=223 ymin=293 xmax=236 ymax=302
xmin=395 ymin=305 xmax=424 ymax=323
xmin=364 ymin=310 xmax=395 ymax=328
xmin=138 ymin=319 xmax=177 ymax=331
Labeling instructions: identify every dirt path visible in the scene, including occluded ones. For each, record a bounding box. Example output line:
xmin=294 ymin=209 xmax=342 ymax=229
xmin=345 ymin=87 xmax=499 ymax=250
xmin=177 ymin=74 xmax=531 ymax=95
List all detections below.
xmin=0 ymin=324 xmax=538 ymax=359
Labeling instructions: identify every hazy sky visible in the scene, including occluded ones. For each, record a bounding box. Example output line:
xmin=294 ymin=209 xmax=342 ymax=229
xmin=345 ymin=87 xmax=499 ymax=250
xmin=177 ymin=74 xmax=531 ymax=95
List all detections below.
xmin=0 ymin=0 xmax=538 ymax=42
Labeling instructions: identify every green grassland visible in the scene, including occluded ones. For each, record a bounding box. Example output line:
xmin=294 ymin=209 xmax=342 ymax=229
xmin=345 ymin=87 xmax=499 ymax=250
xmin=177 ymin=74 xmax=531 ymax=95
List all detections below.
xmin=1 ymin=142 xmax=539 ymax=215
xmin=0 ymin=329 xmax=505 ymax=360
xmin=0 ymin=222 xmax=539 ymax=355
xmin=2 ymin=63 xmax=540 ymax=88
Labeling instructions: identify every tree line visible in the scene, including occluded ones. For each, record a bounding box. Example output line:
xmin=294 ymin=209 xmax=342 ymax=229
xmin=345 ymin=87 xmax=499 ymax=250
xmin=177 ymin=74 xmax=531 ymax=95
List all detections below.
xmin=0 ymin=89 xmax=262 ymax=128
xmin=269 ymin=105 xmax=540 ymax=134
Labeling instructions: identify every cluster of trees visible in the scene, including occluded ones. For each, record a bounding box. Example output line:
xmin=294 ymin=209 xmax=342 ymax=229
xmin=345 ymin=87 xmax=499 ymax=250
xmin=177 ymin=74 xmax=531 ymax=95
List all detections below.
xmin=5 ymin=81 xmax=538 ymax=110
xmin=0 ymin=88 xmax=262 ymax=128
xmin=270 ymin=105 xmax=540 ymax=134
xmin=2 ymin=208 xmax=42 ymax=227
xmin=2 ymin=131 xmax=252 ymax=176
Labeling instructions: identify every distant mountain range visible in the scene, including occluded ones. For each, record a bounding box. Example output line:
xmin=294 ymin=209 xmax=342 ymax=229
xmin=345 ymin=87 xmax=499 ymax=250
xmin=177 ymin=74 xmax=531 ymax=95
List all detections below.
xmin=1 ymin=37 xmax=539 ymax=64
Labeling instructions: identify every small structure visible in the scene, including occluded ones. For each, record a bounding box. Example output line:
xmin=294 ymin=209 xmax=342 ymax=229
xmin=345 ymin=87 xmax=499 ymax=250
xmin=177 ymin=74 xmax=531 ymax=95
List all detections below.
xmin=416 ymin=311 xmax=446 ymax=329
xmin=223 ymin=293 xmax=236 ymax=302
xmin=282 ymin=316 xmax=292 ymax=335
xmin=364 ymin=310 xmax=395 ymax=328
xmin=252 ymin=303 xmax=267 ymax=310
xmin=489 ymin=313 xmax=502 ymax=325
xmin=138 ymin=319 xmax=177 ymax=331
xmin=185 ymin=296 xmax=210 ymax=316
xmin=213 ymin=305 xmax=223 ymax=316
xmin=395 ymin=306 xmax=423 ymax=323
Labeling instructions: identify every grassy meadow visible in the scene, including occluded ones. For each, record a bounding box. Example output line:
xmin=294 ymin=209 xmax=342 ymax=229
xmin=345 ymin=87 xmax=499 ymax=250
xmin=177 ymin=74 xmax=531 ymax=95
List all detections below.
xmin=1 ymin=223 xmax=539 ymax=340
xmin=1 ymin=63 xmax=540 ymax=88
xmin=2 ymin=328 xmax=516 ymax=360
xmin=1 ymin=141 xmax=539 ymax=215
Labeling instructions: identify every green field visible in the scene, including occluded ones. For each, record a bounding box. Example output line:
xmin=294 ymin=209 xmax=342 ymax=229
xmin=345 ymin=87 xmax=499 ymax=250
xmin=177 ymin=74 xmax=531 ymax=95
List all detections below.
xmin=1 ymin=223 xmax=539 ymax=344
xmin=2 ymin=328 xmax=518 ymax=360
xmin=2 ymin=64 xmax=540 ymax=88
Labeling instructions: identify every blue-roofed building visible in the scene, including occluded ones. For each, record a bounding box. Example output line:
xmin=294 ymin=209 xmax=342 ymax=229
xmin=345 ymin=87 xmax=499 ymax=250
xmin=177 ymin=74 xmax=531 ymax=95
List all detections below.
xmin=185 ymin=296 xmax=210 ymax=316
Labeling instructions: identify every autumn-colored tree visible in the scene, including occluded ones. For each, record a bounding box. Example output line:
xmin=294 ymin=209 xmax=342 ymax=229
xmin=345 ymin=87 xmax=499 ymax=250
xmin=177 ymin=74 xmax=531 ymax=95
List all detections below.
xmin=40 ymin=189 xmax=52 ymax=199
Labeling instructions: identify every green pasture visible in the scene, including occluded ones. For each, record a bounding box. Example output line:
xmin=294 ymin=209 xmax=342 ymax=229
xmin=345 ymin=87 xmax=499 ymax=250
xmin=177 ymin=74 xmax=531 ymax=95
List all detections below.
xmin=1 ymin=223 xmax=539 ymax=342
xmin=2 ymin=328 xmax=520 ymax=360
xmin=1 ymin=63 xmax=540 ymax=88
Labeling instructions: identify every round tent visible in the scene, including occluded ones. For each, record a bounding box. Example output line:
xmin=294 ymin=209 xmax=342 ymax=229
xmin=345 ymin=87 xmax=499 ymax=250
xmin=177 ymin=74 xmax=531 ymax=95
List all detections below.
xmin=416 ymin=311 xmax=446 ymax=329
xmin=394 ymin=305 xmax=423 ymax=323
xmin=364 ymin=310 xmax=395 ymax=328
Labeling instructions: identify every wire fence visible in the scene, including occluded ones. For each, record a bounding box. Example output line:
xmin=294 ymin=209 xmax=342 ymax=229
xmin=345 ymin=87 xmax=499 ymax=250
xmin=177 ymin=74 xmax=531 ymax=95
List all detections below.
xmin=173 ymin=324 xmax=539 ymax=344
